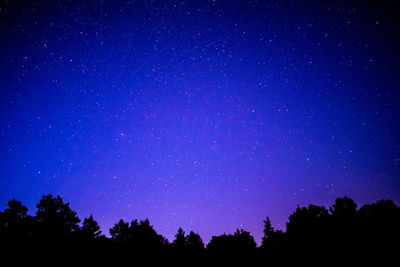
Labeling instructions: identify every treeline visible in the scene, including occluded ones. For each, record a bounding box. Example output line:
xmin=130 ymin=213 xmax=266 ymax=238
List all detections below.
xmin=1 ymin=195 xmax=399 ymax=266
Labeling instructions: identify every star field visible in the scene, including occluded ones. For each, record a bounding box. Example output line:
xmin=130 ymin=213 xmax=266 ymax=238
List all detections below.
xmin=1 ymin=0 xmax=399 ymax=244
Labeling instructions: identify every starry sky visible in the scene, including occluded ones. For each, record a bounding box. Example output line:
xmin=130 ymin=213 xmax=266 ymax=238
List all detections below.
xmin=0 ymin=0 xmax=399 ymax=244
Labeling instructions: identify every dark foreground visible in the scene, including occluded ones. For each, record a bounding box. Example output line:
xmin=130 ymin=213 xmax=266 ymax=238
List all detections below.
xmin=1 ymin=195 xmax=399 ymax=266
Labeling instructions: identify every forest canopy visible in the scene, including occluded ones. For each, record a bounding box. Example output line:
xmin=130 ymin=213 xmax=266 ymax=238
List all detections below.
xmin=1 ymin=195 xmax=399 ymax=265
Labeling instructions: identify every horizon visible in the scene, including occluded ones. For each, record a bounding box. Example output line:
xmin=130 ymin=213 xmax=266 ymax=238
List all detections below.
xmin=2 ymin=193 xmax=398 ymax=246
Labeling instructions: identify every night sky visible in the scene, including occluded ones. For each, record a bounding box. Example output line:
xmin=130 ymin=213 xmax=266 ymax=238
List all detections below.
xmin=1 ymin=0 xmax=399 ymax=244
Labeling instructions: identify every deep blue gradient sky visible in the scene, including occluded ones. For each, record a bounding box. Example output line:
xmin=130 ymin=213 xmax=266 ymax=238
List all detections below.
xmin=1 ymin=0 xmax=399 ymax=244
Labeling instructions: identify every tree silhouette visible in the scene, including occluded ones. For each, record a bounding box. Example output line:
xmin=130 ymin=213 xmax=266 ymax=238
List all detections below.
xmin=260 ymin=216 xmax=286 ymax=262
xmin=172 ymin=227 xmax=187 ymax=250
xmin=330 ymin=196 xmax=357 ymax=217
xmin=207 ymin=233 xmax=232 ymax=255
xmin=0 ymin=199 xmax=32 ymax=246
xmin=207 ymin=229 xmax=256 ymax=257
xmin=261 ymin=216 xmax=274 ymax=249
xmin=34 ymin=194 xmax=80 ymax=241
xmin=1 ymin=194 xmax=399 ymax=265
xmin=110 ymin=218 xmax=167 ymax=254
xmin=263 ymin=217 xmax=274 ymax=238
xmin=324 ymin=197 xmax=359 ymax=265
xmin=81 ymin=214 xmax=102 ymax=239
xmin=233 ymin=229 xmax=257 ymax=253
xmin=135 ymin=218 xmax=168 ymax=251
xmin=110 ymin=219 xmax=131 ymax=243
xmin=286 ymin=204 xmax=330 ymax=265
xmin=3 ymin=199 xmax=28 ymax=218
xmin=357 ymin=199 xmax=400 ymax=266
xmin=186 ymin=231 xmax=205 ymax=252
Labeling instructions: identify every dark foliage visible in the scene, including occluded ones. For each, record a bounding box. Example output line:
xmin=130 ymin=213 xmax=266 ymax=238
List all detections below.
xmin=0 ymin=199 xmax=32 ymax=246
xmin=172 ymin=227 xmax=187 ymax=251
xmin=109 ymin=217 xmax=168 ymax=259
xmin=81 ymin=214 xmax=102 ymax=239
xmin=186 ymin=230 xmax=205 ymax=253
xmin=34 ymin=194 xmax=81 ymax=240
xmin=1 ymin=195 xmax=399 ymax=265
